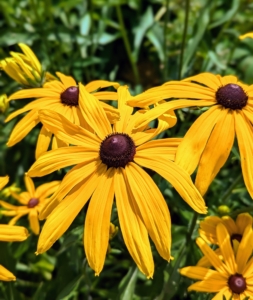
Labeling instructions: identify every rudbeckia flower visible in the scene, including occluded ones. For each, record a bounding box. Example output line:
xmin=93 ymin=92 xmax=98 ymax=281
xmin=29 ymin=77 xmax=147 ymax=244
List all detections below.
xmin=197 ymin=213 xmax=252 ymax=267
xmin=27 ymin=84 xmax=206 ymax=278
xmin=127 ymin=73 xmax=253 ymax=196
xmin=180 ymin=223 xmax=253 ymax=299
xmin=6 ymin=72 xmax=119 ymax=158
xmin=0 ymin=176 xmax=29 ymax=281
xmin=0 ymin=173 xmax=60 ymax=235
xmin=0 ymin=43 xmax=55 ymax=87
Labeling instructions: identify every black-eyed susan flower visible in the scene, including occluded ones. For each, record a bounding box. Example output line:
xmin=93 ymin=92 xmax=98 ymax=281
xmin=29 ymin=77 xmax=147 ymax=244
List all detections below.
xmin=27 ymin=84 xmax=207 ymax=278
xmin=0 ymin=173 xmax=60 ymax=235
xmin=180 ymin=223 xmax=253 ymax=299
xmin=127 ymin=73 xmax=253 ymax=196
xmin=5 ymin=72 xmax=120 ymax=158
xmin=0 ymin=43 xmax=55 ymax=87
xmin=0 ymin=176 xmax=29 ymax=281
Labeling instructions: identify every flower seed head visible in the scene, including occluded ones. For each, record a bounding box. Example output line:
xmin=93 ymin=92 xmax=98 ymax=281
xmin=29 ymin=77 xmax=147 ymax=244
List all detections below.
xmin=27 ymin=197 xmax=39 ymax=208
xmin=228 ymin=273 xmax=246 ymax=294
xmin=216 ymin=84 xmax=248 ymax=110
xmin=100 ymin=133 xmax=136 ymax=168
xmin=60 ymin=86 xmax=79 ymax=106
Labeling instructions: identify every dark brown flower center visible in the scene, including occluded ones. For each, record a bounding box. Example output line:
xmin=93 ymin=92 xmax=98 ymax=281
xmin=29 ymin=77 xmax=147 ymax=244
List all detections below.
xmin=231 ymin=233 xmax=242 ymax=243
xmin=216 ymin=84 xmax=248 ymax=110
xmin=228 ymin=273 xmax=246 ymax=294
xmin=100 ymin=133 xmax=136 ymax=168
xmin=27 ymin=198 xmax=39 ymax=208
xmin=60 ymin=86 xmax=79 ymax=106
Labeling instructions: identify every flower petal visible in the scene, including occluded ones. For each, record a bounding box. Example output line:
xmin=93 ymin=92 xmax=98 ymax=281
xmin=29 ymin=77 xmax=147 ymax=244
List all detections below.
xmin=0 ymin=265 xmax=16 ymax=281
xmin=7 ymin=110 xmax=40 ymax=146
xmin=85 ymin=168 xmax=115 ymax=276
xmin=114 ymin=168 xmax=154 ymax=278
xmin=35 ymin=181 xmax=60 ymax=200
xmin=36 ymin=164 xmax=106 ymax=254
xmin=175 ymin=105 xmax=221 ymax=174
xmin=125 ymin=163 xmax=171 ymax=261
xmin=24 ymin=173 xmax=35 ymax=196
xmin=35 ymin=125 xmax=52 ymax=159
xmin=180 ymin=266 xmax=227 ymax=280
xmin=56 ymin=72 xmax=76 ymax=88
xmin=183 ymin=73 xmax=221 ymax=91
xmin=134 ymin=155 xmax=207 ymax=214
xmin=85 ymin=80 xmax=119 ymax=93
xmin=0 ymin=224 xmax=29 ymax=241
xmin=188 ymin=282 xmax=228 ymax=293
xmin=28 ymin=147 xmax=98 ymax=177
xmin=235 ymin=213 xmax=253 ymax=235
xmin=0 ymin=176 xmax=9 ymax=190
xmin=195 ymin=109 xmax=235 ymax=195
xmin=29 ymin=209 xmax=40 ymax=235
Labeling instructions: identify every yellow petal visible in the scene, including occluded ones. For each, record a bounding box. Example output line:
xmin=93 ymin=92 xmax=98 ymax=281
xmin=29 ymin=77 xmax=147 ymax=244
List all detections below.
xmin=216 ymin=223 xmax=236 ymax=274
xmin=114 ymin=168 xmax=154 ymax=278
xmin=180 ymin=266 xmax=226 ymax=280
xmin=37 ymin=164 xmax=106 ymax=254
xmin=24 ymin=173 xmax=35 ymax=196
xmin=235 ymin=110 xmax=253 ymax=198
xmin=176 ymin=105 xmax=221 ymax=174
xmin=18 ymin=43 xmax=42 ymax=73
xmin=85 ymin=168 xmax=115 ymax=276
xmin=8 ymin=88 xmax=59 ymax=101
xmin=38 ymin=109 xmax=100 ymax=148
xmin=0 ymin=176 xmax=9 ymax=190
xmin=235 ymin=213 xmax=253 ymax=235
xmin=7 ymin=110 xmax=39 ymax=146
xmin=239 ymin=32 xmax=253 ymax=40
xmin=35 ymin=125 xmax=52 ymax=159
xmin=28 ymin=147 xmax=98 ymax=177
xmin=29 ymin=209 xmax=40 ymax=235
xmin=0 ymin=265 xmax=16 ymax=281
xmin=134 ymin=155 xmax=207 ymax=214
xmin=55 ymin=72 xmax=76 ymax=88
xmin=221 ymin=216 xmax=237 ymax=235
xmin=78 ymin=83 xmax=112 ymax=140
xmin=85 ymin=80 xmax=119 ymax=93
xmin=188 ymin=281 xmax=228 ymax=293
xmin=195 ymin=109 xmax=235 ymax=196
xmin=183 ymin=72 xmax=221 ymax=91
xmin=93 ymin=91 xmax=118 ymax=101
xmin=198 ymin=216 xmax=222 ymax=244
xmin=220 ymin=75 xmax=238 ymax=85
xmin=100 ymin=101 xmax=120 ymax=124
xmin=196 ymin=238 xmax=228 ymax=275
xmin=35 ymin=181 xmax=60 ymax=200
xmin=136 ymin=138 xmax=181 ymax=162
xmin=197 ymin=248 xmax=222 ymax=268
xmin=0 ymin=224 xmax=29 ymax=241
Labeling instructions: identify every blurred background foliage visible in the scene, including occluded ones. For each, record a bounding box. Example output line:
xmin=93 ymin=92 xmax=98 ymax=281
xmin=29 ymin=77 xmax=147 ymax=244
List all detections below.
xmin=0 ymin=0 xmax=253 ymax=299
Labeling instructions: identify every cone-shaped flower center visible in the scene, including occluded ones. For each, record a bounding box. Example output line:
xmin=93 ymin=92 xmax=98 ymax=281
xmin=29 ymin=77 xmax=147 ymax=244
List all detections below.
xmin=100 ymin=133 xmax=136 ymax=168
xmin=60 ymin=86 xmax=79 ymax=106
xmin=216 ymin=84 xmax=248 ymax=110
xmin=228 ymin=273 xmax=246 ymax=294
xmin=231 ymin=233 xmax=242 ymax=243
xmin=27 ymin=197 xmax=39 ymax=208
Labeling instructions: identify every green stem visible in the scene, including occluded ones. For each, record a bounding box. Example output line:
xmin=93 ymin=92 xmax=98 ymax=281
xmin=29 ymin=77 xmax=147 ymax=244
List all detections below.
xmin=178 ymin=0 xmax=190 ymax=80
xmin=219 ymin=173 xmax=243 ymax=203
xmin=229 ymin=206 xmax=253 ymax=219
xmin=163 ymin=0 xmax=170 ymax=81
xmin=116 ymin=5 xmax=140 ymax=85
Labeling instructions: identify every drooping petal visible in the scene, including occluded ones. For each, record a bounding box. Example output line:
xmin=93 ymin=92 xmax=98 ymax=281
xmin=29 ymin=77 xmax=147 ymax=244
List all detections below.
xmin=38 ymin=109 xmax=100 ymax=148
xmin=216 ymin=223 xmax=236 ymax=274
xmin=124 ymin=163 xmax=171 ymax=261
xmin=114 ymin=168 xmax=154 ymax=278
xmin=195 ymin=108 xmax=235 ymax=195
xmin=28 ymin=209 xmax=40 ymax=235
xmin=24 ymin=173 xmax=35 ymax=196
xmin=36 ymin=164 xmax=106 ymax=254
xmin=0 ymin=265 xmax=16 ymax=281
xmin=134 ymin=155 xmax=207 ymax=214
xmin=85 ymin=168 xmax=115 ymax=276
xmin=78 ymin=83 xmax=112 ymax=140
xmin=235 ymin=110 xmax=253 ymax=198
xmin=0 ymin=224 xmax=29 ymax=241
xmin=175 ymin=105 xmax=221 ymax=174
xmin=28 ymin=147 xmax=98 ymax=177
xmin=0 ymin=176 xmax=9 ymax=190
xmin=7 ymin=110 xmax=40 ymax=146
xmin=35 ymin=125 xmax=52 ymax=159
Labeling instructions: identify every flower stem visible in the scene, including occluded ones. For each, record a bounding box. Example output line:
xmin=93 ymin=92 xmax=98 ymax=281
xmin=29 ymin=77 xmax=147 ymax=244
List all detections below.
xmin=178 ymin=0 xmax=190 ymax=80
xmin=163 ymin=0 xmax=170 ymax=81
xmin=116 ymin=4 xmax=140 ymax=85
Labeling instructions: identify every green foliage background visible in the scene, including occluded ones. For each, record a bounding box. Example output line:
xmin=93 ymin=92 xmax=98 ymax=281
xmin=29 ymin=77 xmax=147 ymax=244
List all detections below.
xmin=0 ymin=0 xmax=253 ymax=299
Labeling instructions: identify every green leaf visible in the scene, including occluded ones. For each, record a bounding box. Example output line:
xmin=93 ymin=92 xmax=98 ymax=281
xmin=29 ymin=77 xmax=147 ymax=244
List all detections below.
xmin=118 ymin=266 xmax=138 ymax=300
xmin=56 ymin=274 xmax=84 ymax=300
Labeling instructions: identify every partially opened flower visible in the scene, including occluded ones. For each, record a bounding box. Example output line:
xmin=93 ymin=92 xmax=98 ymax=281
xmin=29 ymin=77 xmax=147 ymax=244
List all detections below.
xmin=127 ymin=73 xmax=253 ymax=196
xmin=27 ymin=84 xmax=206 ymax=278
xmin=0 ymin=43 xmax=55 ymax=87
xmin=180 ymin=223 xmax=253 ymax=299
xmin=0 ymin=173 xmax=60 ymax=235
xmin=6 ymin=72 xmax=120 ymax=158
xmin=0 ymin=175 xmax=29 ymax=281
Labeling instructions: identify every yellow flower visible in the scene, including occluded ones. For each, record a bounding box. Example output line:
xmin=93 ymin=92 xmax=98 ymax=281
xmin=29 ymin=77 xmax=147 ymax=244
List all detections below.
xmin=0 ymin=43 xmax=55 ymax=87
xmin=239 ymin=32 xmax=253 ymax=40
xmin=180 ymin=223 xmax=253 ymax=299
xmin=197 ymin=213 xmax=252 ymax=267
xmin=0 ymin=176 xmax=29 ymax=281
xmin=127 ymin=73 xmax=253 ymax=196
xmin=5 ymin=72 xmax=120 ymax=158
xmin=0 ymin=173 xmax=60 ymax=235
xmin=27 ymin=84 xmax=206 ymax=278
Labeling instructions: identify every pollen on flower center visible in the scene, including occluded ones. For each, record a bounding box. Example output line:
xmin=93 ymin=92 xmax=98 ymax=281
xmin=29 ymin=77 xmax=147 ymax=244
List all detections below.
xmin=216 ymin=84 xmax=248 ymax=110
xmin=60 ymin=86 xmax=79 ymax=106
xmin=228 ymin=273 xmax=247 ymax=294
xmin=27 ymin=197 xmax=39 ymax=208
xmin=99 ymin=133 xmax=136 ymax=168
